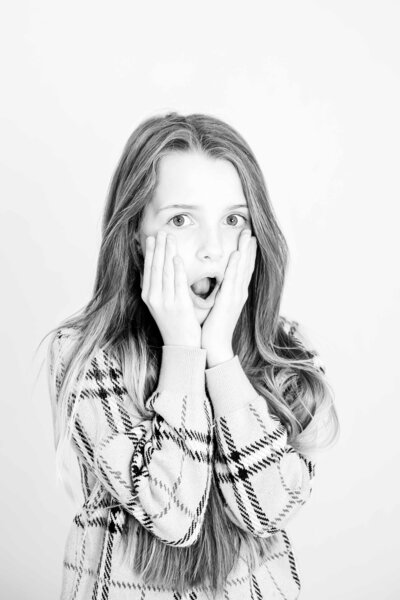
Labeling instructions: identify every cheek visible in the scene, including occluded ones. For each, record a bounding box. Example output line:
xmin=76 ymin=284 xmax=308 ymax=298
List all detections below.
xmin=171 ymin=235 xmax=185 ymax=259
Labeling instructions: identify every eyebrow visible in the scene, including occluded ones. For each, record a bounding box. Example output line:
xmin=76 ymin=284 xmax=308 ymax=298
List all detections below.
xmin=156 ymin=203 xmax=249 ymax=213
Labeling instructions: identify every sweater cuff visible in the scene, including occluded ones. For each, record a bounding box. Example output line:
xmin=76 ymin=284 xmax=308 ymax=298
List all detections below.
xmin=205 ymin=355 xmax=260 ymax=418
xmin=157 ymin=345 xmax=207 ymax=398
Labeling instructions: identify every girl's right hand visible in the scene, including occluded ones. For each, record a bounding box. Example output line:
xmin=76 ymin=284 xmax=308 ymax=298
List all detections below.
xmin=141 ymin=230 xmax=202 ymax=348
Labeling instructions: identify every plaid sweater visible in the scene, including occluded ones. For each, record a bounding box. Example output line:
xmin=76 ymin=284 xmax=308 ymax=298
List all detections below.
xmin=51 ymin=328 xmax=316 ymax=600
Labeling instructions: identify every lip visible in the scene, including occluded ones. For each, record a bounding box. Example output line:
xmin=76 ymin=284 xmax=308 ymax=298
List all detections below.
xmin=189 ymin=272 xmax=222 ymax=287
xmin=189 ymin=280 xmax=220 ymax=309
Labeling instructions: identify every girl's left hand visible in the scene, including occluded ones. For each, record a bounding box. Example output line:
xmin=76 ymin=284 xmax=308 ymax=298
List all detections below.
xmin=201 ymin=228 xmax=257 ymax=357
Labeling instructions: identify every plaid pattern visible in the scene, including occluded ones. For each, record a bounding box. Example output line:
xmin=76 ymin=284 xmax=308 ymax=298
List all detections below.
xmin=51 ymin=328 xmax=316 ymax=599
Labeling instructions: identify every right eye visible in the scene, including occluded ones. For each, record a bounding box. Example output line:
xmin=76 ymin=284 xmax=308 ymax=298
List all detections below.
xmin=168 ymin=214 xmax=192 ymax=227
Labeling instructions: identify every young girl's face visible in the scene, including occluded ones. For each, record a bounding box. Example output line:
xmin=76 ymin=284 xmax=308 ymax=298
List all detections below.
xmin=137 ymin=150 xmax=252 ymax=324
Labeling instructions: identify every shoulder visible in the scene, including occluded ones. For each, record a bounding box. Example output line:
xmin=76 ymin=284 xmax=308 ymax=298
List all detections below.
xmin=54 ymin=327 xmax=123 ymax=374
xmin=49 ymin=327 xmax=125 ymax=393
xmin=47 ymin=326 xmax=80 ymax=383
xmin=50 ymin=326 xmax=80 ymax=361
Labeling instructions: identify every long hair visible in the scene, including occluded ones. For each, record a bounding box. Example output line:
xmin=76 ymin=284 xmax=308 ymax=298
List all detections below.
xmin=42 ymin=112 xmax=339 ymax=597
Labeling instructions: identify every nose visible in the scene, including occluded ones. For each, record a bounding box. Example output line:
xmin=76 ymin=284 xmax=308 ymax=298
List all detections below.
xmin=195 ymin=230 xmax=225 ymax=261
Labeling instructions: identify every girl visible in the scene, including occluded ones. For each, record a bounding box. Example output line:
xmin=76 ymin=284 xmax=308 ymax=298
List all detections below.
xmin=45 ymin=112 xmax=339 ymax=600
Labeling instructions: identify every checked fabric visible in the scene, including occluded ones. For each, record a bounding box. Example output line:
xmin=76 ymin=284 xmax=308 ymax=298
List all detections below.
xmin=50 ymin=328 xmax=316 ymax=600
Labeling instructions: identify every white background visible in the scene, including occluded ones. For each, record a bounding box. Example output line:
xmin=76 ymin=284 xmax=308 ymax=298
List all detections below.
xmin=1 ymin=1 xmax=399 ymax=598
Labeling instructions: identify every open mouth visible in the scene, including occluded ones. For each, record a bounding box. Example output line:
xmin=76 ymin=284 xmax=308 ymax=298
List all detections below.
xmin=190 ymin=277 xmax=218 ymax=300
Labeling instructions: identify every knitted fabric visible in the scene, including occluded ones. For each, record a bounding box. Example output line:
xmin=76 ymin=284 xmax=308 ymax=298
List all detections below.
xmin=50 ymin=328 xmax=316 ymax=599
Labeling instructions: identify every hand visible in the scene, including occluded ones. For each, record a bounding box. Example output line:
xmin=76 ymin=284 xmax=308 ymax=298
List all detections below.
xmin=141 ymin=230 xmax=202 ymax=347
xmin=201 ymin=228 xmax=257 ymax=359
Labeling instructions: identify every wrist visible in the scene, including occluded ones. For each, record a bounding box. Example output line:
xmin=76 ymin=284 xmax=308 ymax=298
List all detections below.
xmin=205 ymin=348 xmax=234 ymax=368
xmin=163 ymin=338 xmax=201 ymax=348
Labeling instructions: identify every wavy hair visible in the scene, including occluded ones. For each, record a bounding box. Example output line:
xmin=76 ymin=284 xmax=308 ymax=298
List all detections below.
xmin=42 ymin=112 xmax=339 ymax=597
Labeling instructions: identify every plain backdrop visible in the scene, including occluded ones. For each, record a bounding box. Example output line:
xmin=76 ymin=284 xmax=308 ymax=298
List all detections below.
xmin=1 ymin=1 xmax=399 ymax=598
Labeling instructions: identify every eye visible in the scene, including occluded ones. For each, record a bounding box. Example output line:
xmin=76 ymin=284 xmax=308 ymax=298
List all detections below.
xmin=168 ymin=214 xmax=192 ymax=227
xmin=226 ymin=214 xmax=248 ymax=227
xmin=168 ymin=213 xmax=248 ymax=228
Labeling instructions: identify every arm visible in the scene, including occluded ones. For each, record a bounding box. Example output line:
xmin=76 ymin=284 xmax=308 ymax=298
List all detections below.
xmin=50 ymin=329 xmax=214 ymax=547
xmin=205 ymin=355 xmax=315 ymax=537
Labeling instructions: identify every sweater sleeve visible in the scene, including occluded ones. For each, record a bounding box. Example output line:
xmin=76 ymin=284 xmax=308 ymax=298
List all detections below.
xmin=205 ymin=355 xmax=315 ymax=538
xmin=50 ymin=330 xmax=214 ymax=547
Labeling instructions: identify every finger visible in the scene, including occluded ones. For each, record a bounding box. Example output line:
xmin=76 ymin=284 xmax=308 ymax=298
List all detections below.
xmin=174 ymin=253 xmax=189 ymax=303
xmin=236 ymin=229 xmax=252 ymax=281
xmin=238 ymin=228 xmax=252 ymax=256
xmin=243 ymin=231 xmax=255 ymax=261
xmin=142 ymin=235 xmax=155 ymax=297
xmin=222 ymin=250 xmax=240 ymax=293
xmin=151 ymin=230 xmax=167 ymax=297
xmin=163 ymin=233 xmax=175 ymax=302
xmin=240 ymin=228 xmax=252 ymax=242
xmin=244 ymin=237 xmax=257 ymax=288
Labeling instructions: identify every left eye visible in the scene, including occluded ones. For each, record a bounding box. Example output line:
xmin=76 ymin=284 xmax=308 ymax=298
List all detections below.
xmin=168 ymin=214 xmax=248 ymax=227
xmin=226 ymin=214 xmax=247 ymax=226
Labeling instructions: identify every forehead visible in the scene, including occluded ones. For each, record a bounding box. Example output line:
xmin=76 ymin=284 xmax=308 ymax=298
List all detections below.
xmin=152 ymin=151 xmax=246 ymax=207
